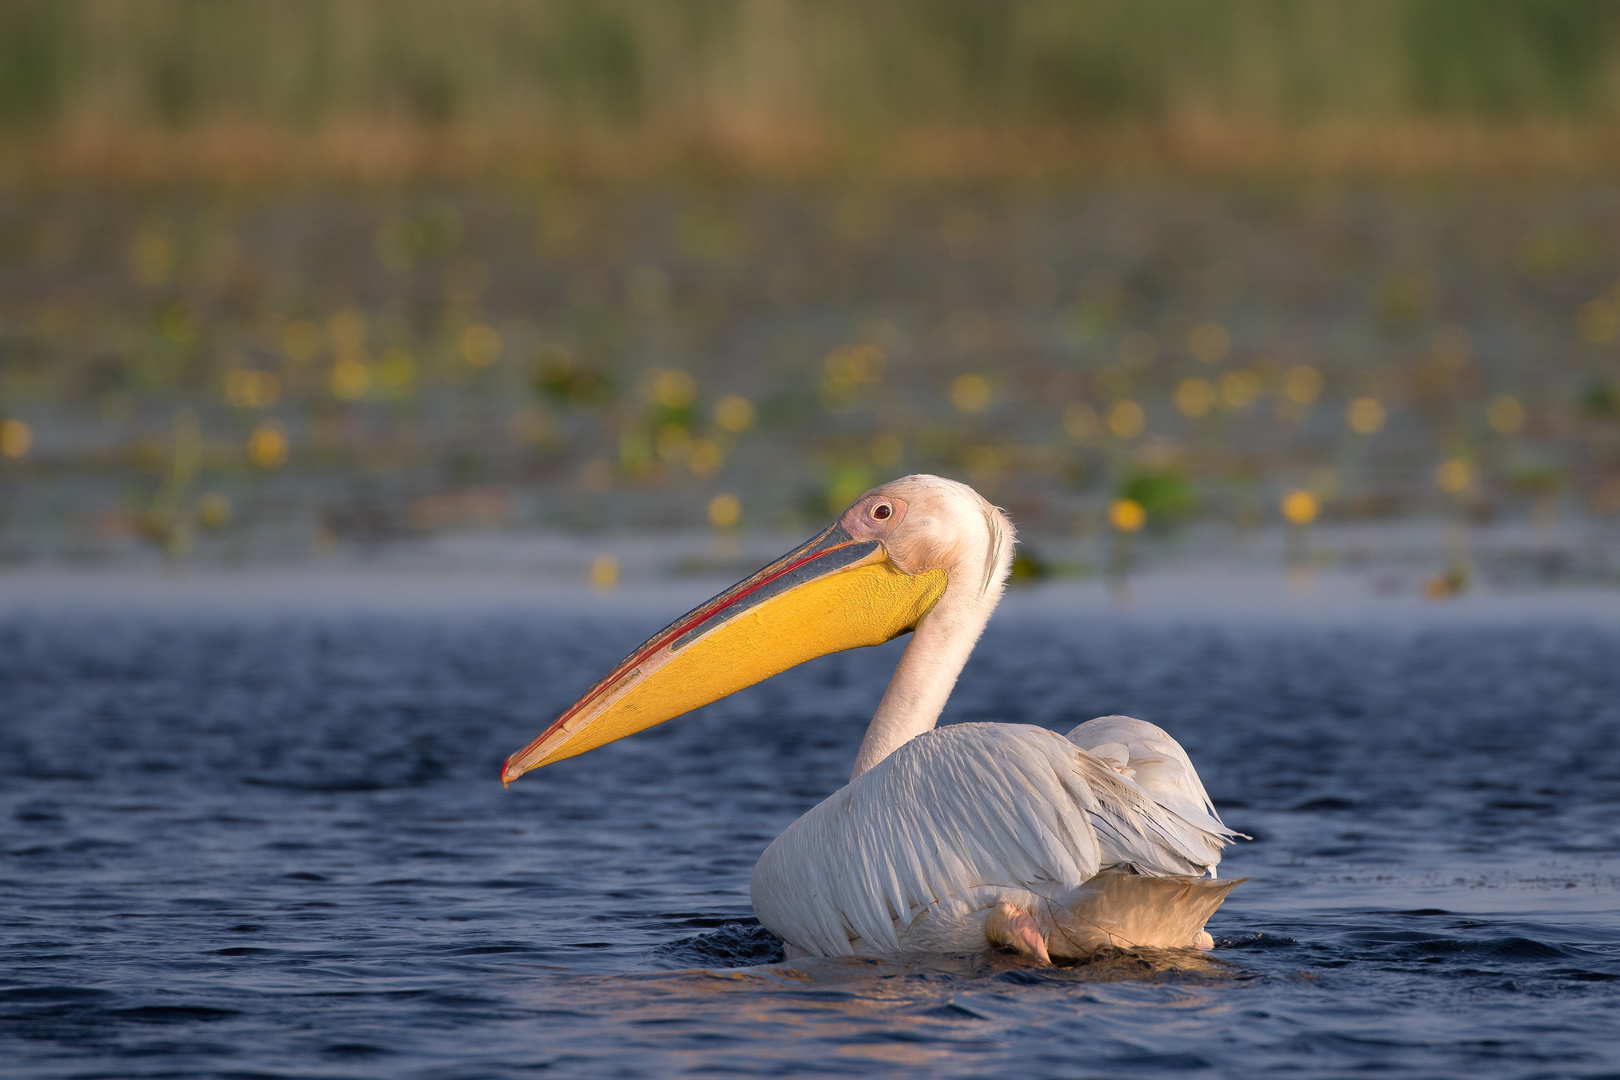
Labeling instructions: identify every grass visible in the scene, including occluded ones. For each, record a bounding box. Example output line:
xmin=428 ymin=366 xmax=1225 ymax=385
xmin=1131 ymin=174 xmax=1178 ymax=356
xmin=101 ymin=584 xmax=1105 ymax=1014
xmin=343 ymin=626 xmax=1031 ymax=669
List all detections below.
xmin=6 ymin=1 xmax=1620 ymax=183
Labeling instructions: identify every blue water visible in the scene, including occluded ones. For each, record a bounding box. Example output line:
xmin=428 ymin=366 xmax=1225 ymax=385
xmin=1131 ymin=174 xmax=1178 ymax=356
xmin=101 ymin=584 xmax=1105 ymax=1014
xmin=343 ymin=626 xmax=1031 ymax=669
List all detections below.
xmin=3 ymin=601 xmax=1619 ymax=1078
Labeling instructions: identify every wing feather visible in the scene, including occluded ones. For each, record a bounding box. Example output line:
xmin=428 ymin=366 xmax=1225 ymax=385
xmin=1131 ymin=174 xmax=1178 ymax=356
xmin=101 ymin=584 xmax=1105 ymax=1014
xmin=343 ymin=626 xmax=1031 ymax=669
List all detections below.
xmin=752 ymin=720 xmax=1241 ymax=956
xmin=751 ymin=724 xmax=1106 ymax=956
xmin=1066 ymin=715 xmax=1233 ymax=839
xmin=1071 ymin=752 xmax=1234 ymax=875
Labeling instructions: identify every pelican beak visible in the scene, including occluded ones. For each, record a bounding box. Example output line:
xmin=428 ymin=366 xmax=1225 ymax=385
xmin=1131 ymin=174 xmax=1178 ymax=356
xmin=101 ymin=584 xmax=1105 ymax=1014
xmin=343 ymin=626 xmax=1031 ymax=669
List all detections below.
xmin=501 ymin=524 xmax=946 ymax=783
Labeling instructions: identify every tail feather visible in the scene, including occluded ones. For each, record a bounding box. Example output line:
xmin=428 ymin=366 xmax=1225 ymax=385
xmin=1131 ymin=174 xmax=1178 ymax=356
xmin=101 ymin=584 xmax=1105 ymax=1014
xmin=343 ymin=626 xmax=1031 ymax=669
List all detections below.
xmin=1039 ymin=871 xmax=1244 ymax=957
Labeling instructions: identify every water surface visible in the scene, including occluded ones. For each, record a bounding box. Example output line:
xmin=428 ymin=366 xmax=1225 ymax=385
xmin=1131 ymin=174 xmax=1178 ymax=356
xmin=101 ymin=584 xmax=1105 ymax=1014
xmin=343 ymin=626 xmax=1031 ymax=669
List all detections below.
xmin=3 ymin=598 xmax=1618 ymax=1077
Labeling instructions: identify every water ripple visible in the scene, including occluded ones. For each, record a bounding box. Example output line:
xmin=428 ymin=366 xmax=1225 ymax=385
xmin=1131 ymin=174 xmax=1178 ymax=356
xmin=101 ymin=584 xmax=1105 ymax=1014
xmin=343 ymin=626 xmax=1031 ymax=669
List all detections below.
xmin=1 ymin=612 xmax=1617 ymax=1077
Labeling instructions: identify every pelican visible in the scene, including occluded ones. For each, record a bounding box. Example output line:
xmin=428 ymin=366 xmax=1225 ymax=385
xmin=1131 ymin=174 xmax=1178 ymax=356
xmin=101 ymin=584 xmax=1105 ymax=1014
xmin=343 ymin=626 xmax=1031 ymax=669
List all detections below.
xmin=502 ymin=475 xmax=1241 ymax=964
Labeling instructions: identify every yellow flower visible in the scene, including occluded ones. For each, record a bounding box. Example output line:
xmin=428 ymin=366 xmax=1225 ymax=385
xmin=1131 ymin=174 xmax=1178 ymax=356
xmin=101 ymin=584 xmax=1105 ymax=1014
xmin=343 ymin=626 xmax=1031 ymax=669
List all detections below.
xmin=707 ymin=493 xmax=741 ymax=529
xmin=656 ymin=424 xmax=692 ymax=463
xmin=825 ymin=344 xmax=886 ymax=388
xmin=949 ymin=374 xmax=990 ymax=413
xmin=196 ymin=492 xmax=231 ymax=530
xmin=0 ymin=419 xmax=33 ymax=458
xmin=1280 ymin=489 xmax=1318 ymax=525
xmin=1347 ymin=397 xmax=1385 ymax=435
xmin=1109 ymin=498 xmax=1146 ymax=532
xmin=714 ymin=395 xmax=755 ymax=433
xmin=688 ymin=439 xmax=723 ymax=476
xmin=1283 ymin=365 xmax=1323 ymax=405
xmin=1107 ymin=399 xmax=1145 ymax=438
xmin=247 ymin=421 xmax=289 ymax=469
xmin=1219 ymin=370 xmax=1259 ymax=409
xmin=225 ymin=370 xmax=280 ymax=409
xmin=330 ymin=359 xmax=371 ymax=401
xmin=1486 ymin=394 xmax=1524 ymax=435
xmin=460 ymin=324 xmax=503 ymax=367
xmin=589 ymin=554 xmax=619 ymax=590
xmin=1175 ymin=378 xmax=1214 ymax=418
xmin=1436 ymin=459 xmax=1472 ymax=493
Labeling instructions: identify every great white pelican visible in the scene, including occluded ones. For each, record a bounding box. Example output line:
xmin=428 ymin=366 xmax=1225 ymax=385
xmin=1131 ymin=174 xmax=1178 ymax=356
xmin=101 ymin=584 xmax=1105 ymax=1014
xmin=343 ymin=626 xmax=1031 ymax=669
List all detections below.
xmin=503 ymin=475 xmax=1241 ymax=964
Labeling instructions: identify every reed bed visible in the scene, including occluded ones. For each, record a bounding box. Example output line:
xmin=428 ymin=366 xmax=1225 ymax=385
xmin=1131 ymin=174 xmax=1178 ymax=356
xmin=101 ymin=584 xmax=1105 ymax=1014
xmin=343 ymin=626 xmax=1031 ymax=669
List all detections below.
xmin=5 ymin=1 xmax=1620 ymax=183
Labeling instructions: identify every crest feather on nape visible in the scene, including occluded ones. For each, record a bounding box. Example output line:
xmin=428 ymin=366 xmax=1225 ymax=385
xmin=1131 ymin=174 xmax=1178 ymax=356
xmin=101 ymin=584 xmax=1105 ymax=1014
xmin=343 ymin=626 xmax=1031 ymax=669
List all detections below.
xmin=979 ymin=499 xmax=1013 ymax=596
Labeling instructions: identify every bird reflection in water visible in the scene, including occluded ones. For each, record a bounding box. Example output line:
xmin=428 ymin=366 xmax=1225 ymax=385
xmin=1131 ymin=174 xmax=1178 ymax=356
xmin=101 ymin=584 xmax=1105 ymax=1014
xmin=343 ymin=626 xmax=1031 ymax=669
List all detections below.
xmin=506 ymin=946 xmax=1241 ymax=1071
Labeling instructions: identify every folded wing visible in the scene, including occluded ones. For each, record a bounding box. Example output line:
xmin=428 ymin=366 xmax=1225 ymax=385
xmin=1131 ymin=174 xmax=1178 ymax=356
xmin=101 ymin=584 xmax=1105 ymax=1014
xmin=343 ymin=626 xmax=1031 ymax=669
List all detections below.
xmin=750 ymin=722 xmax=1237 ymax=957
xmin=1066 ymin=713 xmax=1240 ymax=875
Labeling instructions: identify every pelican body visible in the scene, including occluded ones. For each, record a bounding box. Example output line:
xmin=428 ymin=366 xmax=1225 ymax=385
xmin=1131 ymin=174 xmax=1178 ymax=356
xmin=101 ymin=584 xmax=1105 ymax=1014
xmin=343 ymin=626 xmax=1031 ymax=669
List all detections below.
xmin=503 ymin=476 xmax=1241 ymax=963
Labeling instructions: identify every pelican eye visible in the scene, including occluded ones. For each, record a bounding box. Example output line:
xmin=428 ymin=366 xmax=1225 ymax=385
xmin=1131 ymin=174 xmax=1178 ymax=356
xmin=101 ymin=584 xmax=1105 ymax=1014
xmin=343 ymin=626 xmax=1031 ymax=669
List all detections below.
xmin=871 ymin=503 xmax=892 ymax=521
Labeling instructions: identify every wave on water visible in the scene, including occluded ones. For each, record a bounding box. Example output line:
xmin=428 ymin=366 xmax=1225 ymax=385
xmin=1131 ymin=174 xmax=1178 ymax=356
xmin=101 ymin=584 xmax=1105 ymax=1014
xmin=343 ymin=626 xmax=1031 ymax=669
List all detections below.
xmin=2 ymin=612 xmax=1618 ymax=1077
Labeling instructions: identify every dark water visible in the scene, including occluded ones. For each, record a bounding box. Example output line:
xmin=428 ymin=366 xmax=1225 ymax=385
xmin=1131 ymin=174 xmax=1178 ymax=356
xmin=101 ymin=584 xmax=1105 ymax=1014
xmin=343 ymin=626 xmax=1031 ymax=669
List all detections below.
xmin=3 ymin=602 xmax=1619 ymax=1078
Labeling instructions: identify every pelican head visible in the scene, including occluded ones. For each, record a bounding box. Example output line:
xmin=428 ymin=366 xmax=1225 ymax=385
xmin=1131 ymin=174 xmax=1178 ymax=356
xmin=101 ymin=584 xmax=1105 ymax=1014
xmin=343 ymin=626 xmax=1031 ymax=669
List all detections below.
xmin=501 ymin=475 xmax=1013 ymax=782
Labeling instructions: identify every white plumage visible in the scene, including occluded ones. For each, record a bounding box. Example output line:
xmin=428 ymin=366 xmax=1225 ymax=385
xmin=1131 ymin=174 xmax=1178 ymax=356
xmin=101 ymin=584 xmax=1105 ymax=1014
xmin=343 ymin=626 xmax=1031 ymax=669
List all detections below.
xmin=1065 ymin=714 xmax=1234 ymax=876
xmin=746 ymin=476 xmax=1243 ymax=962
xmin=1070 ymin=714 xmax=1224 ymax=834
xmin=751 ymin=719 xmax=1240 ymax=959
xmin=506 ymin=474 xmax=1244 ymax=963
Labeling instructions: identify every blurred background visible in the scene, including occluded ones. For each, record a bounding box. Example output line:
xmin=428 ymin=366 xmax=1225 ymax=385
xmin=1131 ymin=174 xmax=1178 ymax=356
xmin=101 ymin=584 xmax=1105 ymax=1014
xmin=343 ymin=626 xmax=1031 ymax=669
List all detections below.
xmin=2 ymin=0 xmax=1619 ymax=594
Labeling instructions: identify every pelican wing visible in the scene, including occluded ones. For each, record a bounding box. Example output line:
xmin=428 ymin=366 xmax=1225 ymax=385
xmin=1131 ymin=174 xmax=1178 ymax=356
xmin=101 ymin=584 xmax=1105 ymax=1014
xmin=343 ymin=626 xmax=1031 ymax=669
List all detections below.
xmin=1069 ymin=749 xmax=1237 ymax=877
xmin=752 ymin=724 xmax=1106 ymax=956
xmin=752 ymin=722 xmax=1241 ymax=956
xmin=1066 ymin=714 xmax=1237 ymax=856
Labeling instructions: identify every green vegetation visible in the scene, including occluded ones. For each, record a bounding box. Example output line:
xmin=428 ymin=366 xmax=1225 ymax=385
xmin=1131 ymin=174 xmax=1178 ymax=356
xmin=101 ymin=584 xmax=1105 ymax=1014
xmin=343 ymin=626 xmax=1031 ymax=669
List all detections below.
xmin=1120 ymin=469 xmax=1197 ymax=529
xmin=3 ymin=3 xmax=1620 ymax=573
xmin=2 ymin=2 xmax=1620 ymax=156
xmin=2 ymin=182 xmax=1619 ymax=561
